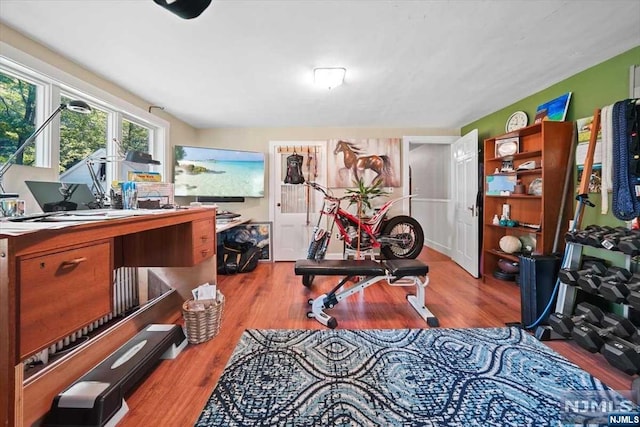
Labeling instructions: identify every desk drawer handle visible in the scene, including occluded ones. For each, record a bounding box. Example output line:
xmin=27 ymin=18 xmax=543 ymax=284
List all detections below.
xmin=62 ymin=257 xmax=87 ymax=266
xmin=200 ymin=249 xmax=210 ymax=257
xmin=200 ymin=235 xmax=209 ymax=242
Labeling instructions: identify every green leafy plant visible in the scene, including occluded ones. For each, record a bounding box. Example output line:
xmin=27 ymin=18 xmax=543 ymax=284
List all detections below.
xmin=345 ymin=177 xmax=389 ymax=217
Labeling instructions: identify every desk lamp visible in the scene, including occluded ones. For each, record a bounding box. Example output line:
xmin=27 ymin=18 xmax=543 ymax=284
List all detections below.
xmin=88 ymin=145 xmax=161 ymax=208
xmin=0 ymin=100 xmax=92 ymax=196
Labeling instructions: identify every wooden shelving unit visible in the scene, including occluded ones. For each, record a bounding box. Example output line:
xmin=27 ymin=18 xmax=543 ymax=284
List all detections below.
xmin=482 ymin=121 xmax=574 ymax=279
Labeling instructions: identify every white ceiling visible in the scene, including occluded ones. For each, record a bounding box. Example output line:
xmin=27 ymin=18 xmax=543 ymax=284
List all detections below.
xmin=1 ymin=0 xmax=639 ymax=129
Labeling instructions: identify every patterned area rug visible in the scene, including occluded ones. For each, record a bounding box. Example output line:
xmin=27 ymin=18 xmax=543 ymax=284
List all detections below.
xmin=195 ymin=327 xmax=630 ymax=426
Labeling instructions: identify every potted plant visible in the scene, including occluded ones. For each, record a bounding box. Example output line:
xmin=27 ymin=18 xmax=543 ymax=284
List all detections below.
xmin=345 ymin=177 xmax=389 ymax=218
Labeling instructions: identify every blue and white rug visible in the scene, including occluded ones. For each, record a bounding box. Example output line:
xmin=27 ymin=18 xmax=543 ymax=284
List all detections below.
xmin=195 ymin=327 xmax=635 ymax=426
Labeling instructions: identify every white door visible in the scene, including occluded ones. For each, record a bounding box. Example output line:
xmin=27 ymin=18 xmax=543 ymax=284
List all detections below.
xmin=451 ymin=129 xmax=479 ymax=277
xmin=269 ymin=141 xmax=326 ymax=261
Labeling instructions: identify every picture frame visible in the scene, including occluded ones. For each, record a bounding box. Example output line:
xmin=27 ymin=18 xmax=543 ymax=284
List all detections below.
xmin=495 ymin=137 xmax=519 ymax=158
xmin=240 ymin=221 xmax=272 ymax=262
xmin=534 ymin=92 xmax=572 ymax=123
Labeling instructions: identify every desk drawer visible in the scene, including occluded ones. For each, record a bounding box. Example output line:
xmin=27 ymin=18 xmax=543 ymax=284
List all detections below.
xmin=192 ymin=218 xmax=215 ymax=264
xmin=18 ymin=240 xmax=112 ymax=359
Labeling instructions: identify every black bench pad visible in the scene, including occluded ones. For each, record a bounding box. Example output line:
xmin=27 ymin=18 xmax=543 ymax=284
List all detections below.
xmin=295 ymin=259 xmax=386 ymax=276
xmin=294 ymin=259 xmax=428 ymax=277
xmin=383 ymin=259 xmax=428 ymax=277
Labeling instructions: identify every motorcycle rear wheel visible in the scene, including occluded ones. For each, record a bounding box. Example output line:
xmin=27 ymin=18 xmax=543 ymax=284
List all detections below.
xmin=380 ymin=215 xmax=424 ymax=259
xmin=302 ymin=234 xmax=329 ymax=287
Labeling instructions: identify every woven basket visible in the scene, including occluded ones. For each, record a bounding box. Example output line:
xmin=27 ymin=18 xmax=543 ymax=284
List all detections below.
xmin=182 ymin=292 xmax=225 ymax=344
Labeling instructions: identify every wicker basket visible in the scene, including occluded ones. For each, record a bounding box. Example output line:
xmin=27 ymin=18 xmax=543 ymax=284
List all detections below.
xmin=182 ymin=292 xmax=225 ymax=344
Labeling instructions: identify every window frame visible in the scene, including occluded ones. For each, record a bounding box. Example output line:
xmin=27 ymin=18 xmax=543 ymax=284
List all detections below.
xmin=0 ymin=42 xmax=169 ymax=186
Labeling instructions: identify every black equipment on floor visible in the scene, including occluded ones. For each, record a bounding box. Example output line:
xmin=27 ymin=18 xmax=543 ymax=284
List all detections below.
xmin=44 ymin=324 xmax=186 ymax=427
xmin=519 ymin=254 xmax=561 ymax=328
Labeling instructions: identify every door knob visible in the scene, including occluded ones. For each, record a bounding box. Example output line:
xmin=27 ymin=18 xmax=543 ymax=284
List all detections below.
xmin=277 ymin=203 xmax=281 ymax=207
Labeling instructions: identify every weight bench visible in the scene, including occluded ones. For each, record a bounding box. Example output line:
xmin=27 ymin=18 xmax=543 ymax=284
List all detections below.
xmin=294 ymin=258 xmax=439 ymax=329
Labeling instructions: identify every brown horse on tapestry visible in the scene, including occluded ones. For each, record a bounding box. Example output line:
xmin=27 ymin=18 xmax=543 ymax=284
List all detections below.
xmin=333 ymin=140 xmax=394 ymax=186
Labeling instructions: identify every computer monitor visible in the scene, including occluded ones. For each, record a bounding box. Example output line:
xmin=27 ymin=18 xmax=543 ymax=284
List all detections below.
xmin=25 ymin=181 xmax=98 ymax=212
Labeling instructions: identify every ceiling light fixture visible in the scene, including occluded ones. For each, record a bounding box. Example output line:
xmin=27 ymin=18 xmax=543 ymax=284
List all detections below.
xmin=314 ymin=67 xmax=346 ymax=90
xmin=153 ymin=0 xmax=212 ymax=19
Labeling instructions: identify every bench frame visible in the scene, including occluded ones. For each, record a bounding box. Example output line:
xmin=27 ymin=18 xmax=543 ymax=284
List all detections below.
xmin=295 ymin=259 xmax=439 ymax=329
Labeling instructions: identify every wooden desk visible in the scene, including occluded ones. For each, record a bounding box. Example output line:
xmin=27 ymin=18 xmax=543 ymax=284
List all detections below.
xmin=216 ymin=216 xmax=250 ymax=233
xmin=0 ymin=208 xmax=216 ymax=426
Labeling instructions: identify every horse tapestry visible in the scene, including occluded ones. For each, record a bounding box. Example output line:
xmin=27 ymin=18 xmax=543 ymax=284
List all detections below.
xmin=328 ymin=138 xmax=401 ymax=188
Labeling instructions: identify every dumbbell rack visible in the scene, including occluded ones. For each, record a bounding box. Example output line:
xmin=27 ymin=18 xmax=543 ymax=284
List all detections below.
xmin=554 ymin=241 xmax=633 ymax=320
xmin=545 ymin=108 xmax=639 ymax=397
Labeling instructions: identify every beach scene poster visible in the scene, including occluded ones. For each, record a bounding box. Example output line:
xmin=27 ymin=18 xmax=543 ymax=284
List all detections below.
xmin=174 ymin=145 xmax=265 ymax=197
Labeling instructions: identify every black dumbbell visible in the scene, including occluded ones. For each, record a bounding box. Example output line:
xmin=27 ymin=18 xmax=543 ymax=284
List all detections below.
xmin=583 ymin=226 xmax=617 ymax=247
xmin=577 ymin=266 xmax=632 ymax=294
xmin=565 ymin=225 xmax=600 ymax=243
xmin=601 ymin=334 xmax=640 ymax=375
xmin=618 ymin=234 xmax=640 ymax=256
xmin=600 ymin=227 xmax=634 ymax=250
xmin=627 ymin=289 xmax=640 ymax=311
xmin=558 ymin=261 xmax=608 ymax=287
xmin=599 ymin=274 xmax=640 ymax=303
xmin=571 ymin=313 xmax=638 ymax=353
xmin=548 ymin=302 xmax=605 ymax=337
xmin=572 ymin=226 xmax=610 ymax=245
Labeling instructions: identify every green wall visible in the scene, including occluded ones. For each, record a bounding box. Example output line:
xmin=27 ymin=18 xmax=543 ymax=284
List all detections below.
xmin=463 ymin=46 xmax=640 ymax=228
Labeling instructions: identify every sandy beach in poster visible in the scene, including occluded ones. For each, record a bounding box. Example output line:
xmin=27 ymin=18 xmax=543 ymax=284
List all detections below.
xmin=174 ymin=160 xmax=264 ymax=197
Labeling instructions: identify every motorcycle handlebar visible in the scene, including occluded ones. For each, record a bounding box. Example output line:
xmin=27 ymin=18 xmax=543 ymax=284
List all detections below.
xmin=307 ymin=182 xmax=361 ymax=202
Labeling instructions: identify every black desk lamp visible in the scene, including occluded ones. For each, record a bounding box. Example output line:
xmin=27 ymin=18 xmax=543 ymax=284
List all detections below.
xmin=0 ymin=100 xmax=92 ymax=196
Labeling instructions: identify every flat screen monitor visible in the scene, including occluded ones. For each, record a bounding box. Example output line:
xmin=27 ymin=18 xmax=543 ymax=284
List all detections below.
xmin=25 ymin=181 xmax=98 ymax=212
xmin=173 ymin=145 xmax=265 ymax=198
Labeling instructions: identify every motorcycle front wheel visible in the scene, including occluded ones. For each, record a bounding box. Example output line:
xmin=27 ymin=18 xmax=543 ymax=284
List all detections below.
xmin=379 ymin=215 xmax=424 ymax=259
xmin=302 ymin=234 xmax=329 ymax=287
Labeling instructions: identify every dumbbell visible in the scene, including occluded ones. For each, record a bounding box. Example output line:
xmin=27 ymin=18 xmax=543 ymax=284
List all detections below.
xmin=600 ymin=227 xmax=634 ymax=250
xmin=577 ymin=266 xmax=632 ymax=294
xmin=583 ymin=226 xmax=618 ymax=247
xmin=571 ymin=313 xmax=638 ymax=353
xmin=565 ymin=225 xmax=600 ymax=243
xmin=618 ymin=233 xmax=640 ymax=256
xmin=558 ymin=261 xmax=608 ymax=287
xmin=571 ymin=225 xmax=610 ymax=245
xmin=627 ymin=290 xmax=640 ymax=311
xmin=548 ymin=302 xmax=605 ymax=337
xmin=599 ymin=274 xmax=640 ymax=303
xmin=601 ymin=334 xmax=640 ymax=374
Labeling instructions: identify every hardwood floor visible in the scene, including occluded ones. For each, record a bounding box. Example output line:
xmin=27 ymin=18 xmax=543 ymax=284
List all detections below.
xmin=118 ymin=247 xmax=637 ymax=426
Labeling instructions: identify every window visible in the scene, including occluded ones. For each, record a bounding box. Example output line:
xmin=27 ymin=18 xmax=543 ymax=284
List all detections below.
xmin=121 ymin=118 xmax=149 ymax=154
xmin=0 ymin=70 xmax=38 ymax=167
xmin=59 ymin=95 xmax=108 ymax=174
xmin=0 ymin=48 xmax=168 ymax=202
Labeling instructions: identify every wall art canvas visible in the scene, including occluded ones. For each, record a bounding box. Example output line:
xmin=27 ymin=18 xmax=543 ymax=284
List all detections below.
xmin=327 ymin=138 xmax=401 ymax=188
xmin=534 ymin=92 xmax=572 ymax=123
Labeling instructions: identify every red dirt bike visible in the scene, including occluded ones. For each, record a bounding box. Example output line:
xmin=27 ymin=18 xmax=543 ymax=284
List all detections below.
xmin=302 ymin=182 xmax=424 ymax=287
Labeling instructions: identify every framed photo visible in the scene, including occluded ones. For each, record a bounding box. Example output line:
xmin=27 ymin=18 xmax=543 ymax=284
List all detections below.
xmin=240 ymin=222 xmax=272 ymax=262
xmin=495 ymin=137 xmax=519 ymax=158
xmin=535 ymin=92 xmax=572 ymax=123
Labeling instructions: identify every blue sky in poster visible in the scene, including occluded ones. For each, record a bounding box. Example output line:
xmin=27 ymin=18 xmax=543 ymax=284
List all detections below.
xmin=535 ymin=92 xmax=572 ymax=121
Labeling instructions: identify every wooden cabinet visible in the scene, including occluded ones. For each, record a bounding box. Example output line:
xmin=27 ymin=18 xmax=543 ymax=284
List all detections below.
xmin=482 ymin=121 xmax=574 ymax=279
xmin=191 ymin=217 xmax=215 ymax=264
xmin=121 ymin=216 xmax=216 ymax=267
xmin=18 ymin=240 xmax=113 ymax=359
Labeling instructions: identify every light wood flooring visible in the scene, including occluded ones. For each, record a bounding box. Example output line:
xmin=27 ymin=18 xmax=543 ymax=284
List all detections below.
xmin=118 ymin=247 xmax=636 ymax=426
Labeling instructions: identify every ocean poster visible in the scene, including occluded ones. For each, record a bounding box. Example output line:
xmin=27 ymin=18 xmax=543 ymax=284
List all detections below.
xmin=174 ymin=146 xmax=265 ymax=197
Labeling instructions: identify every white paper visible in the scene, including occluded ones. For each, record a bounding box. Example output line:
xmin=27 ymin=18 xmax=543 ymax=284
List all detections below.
xmin=196 ymin=283 xmax=217 ymax=300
